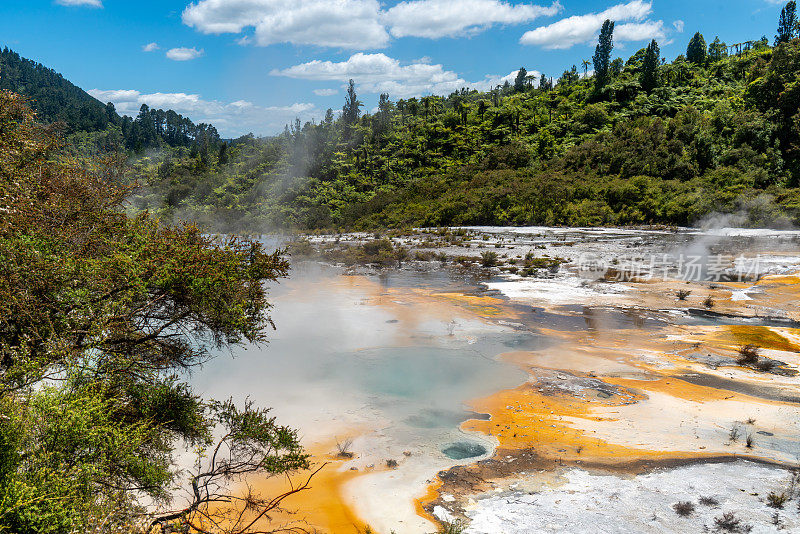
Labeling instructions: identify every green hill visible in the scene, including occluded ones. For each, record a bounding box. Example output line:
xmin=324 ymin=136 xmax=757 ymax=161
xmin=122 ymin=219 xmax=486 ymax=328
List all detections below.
xmin=0 ymin=47 xmax=114 ymax=133
xmin=0 ymin=47 xmax=220 ymax=153
xmin=131 ymin=34 xmax=800 ymax=231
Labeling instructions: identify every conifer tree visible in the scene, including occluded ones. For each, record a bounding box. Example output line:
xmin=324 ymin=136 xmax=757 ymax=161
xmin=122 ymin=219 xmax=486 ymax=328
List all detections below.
xmin=514 ymin=67 xmax=528 ymax=92
xmin=640 ymin=39 xmax=660 ymax=92
xmin=687 ymin=32 xmax=707 ymax=65
xmin=593 ymin=19 xmax=615 ymax=88
xmin=342 ymin=79 xmax=362 ymax=127
xmin=776 ymin=1 xmax=798 ymax=45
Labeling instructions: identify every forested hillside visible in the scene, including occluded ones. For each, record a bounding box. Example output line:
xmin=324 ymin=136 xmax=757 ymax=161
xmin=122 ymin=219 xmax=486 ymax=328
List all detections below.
xmin=0 ymin=47 xmax=220 ymax=153
xmin=7 ymin=10 xmax=800 ymax=232
xmin=132 ymin=24 xmax=800 ymax=231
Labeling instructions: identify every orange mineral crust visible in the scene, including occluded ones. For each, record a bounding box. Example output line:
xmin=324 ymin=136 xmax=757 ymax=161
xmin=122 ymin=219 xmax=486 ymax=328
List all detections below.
xmin=202 ymin=442 xmax=370 ymax=534
xmin=462 ymin=378 xmax=710 ymax=464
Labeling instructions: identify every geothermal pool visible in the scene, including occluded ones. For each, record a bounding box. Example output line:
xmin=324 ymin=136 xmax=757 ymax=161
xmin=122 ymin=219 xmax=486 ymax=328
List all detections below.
xmin=194 ymin=227 xmax=800 ymax=534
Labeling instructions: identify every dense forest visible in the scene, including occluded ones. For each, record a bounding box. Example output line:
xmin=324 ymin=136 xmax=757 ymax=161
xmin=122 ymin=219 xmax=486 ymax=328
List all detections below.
xmin=127 ymin=12 xmax=800 ymax=231
xmin=0 ymin=47 xmax=220 ymax=153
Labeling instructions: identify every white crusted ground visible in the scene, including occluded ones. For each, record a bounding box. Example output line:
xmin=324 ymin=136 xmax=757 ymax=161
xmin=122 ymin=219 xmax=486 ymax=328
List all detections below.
xmin=461 ymin=461 xmax=799 ymax=534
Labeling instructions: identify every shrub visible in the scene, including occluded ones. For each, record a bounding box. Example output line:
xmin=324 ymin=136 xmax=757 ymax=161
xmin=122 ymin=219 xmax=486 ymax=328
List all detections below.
xmin=676 ymin=289 xmax=692 ymax=300
xmin=480 ymin=251 xmax=499 ymax=267
xmin=713 ymin=512 xmax=753 ymax=533
xmin=336 ymin=437 xmax=354 ymax=458
xmin=767 ymin=492 xmax=788 ymax=509
xmin=673 ymin=501 xmax=695 ymax=516
xmin=437 ymin=520 xmax=466 ymax=534
xmin=754 ymin=358 xmax=778 ymax=372
xmin=699 ymin=496 xmax=719 ymax=506
xmin=737 ymin=344 xmax=760 ymax=366
xmin=703 ymin=296 xmax=715 ymax=308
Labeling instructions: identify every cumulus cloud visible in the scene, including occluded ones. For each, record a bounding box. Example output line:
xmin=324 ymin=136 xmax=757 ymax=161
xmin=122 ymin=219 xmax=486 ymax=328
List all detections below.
xmin=182 ymin=0 xmax=390 ymax=49
xmin=672 ymin=19 xmax=685 ymax=33
xmin=181 ymin=0 xmax=562 ymax=48
xmin=313 ymin=88 xmax=338 ymax=96
xmin=142 ymin=42 xmax=160 ymax=52
xmin=166 ymin=47 xmax=204 ymax=61
xmin=384 ymin=0 xmax=562 ymax=39
xmin=616 ymin=20 xmax=665 ymax=42
xmin=519 ymin=0 xmax=660 ymax=49
xmin=55 ymin=0 xmax=102 ymax=7
xmin=88 ymin=88 xmax=316 ymax=136
xmin=272 ymin=53 xmax=537 ymax=98
xmin=272 ymin=53 xmax=464 ymax=97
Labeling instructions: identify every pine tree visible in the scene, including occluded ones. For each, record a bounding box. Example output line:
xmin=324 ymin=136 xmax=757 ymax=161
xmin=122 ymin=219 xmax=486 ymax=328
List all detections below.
xmin=593 ymin=19 xmax=615 ymax=88
xmin=640 ymin=40 xmax=660 ymax=92
xmin=776 ymin=1 xmax=798 ymax=46
xmin=514 ymin=67 xmax=528 ymax=92
xmin=686 ymin=32 xmax=707 ymax=65
xmin=342 ymin=79 xmax=362 ymax=127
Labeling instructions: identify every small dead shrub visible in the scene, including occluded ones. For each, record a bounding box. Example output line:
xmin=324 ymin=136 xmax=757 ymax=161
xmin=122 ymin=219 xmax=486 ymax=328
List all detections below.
xmin=737 ymin=344 xmax=760 ymax=366
xmin=336 ymin=437 xmax=354 ymax=458
xmin=673 ymin=501 xmax=695 ymax=516
xmin=699 ymin=496 xmax=719 ymax=506
xmin=713 ymin=511 xmax=753 ymax=533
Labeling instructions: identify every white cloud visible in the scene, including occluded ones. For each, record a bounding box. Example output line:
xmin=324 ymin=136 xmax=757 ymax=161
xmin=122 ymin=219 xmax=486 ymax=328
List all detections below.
xmin=384 ymin=0 xmax=562 ymax=39
xmin=55 ymin=0 xmax=102 ymax=7
xmin=166 ymin=47 xmax=205 ymax=61
xmin=182 ymin=0 xmax=390 ymax=49
xmin=672 ymin=19 xmax=684 ymax=33
xmin=181 ymin=0 xmax=563 ymax=49
xmin=272 ymin=53 xmax=538 ymax=98
xmin=142 ymin=42 xmax=160 ymax=52
xmin=88 ymin=88 xmax=316 ymax=136
xmin=313 ymin=88 xmax=338 ymax=96
xmin=616 ymin=20 xmax=665 ymax=42
xmin=272 ymin=53 xmax=465 ymax=98
xmin=519 ymin=0 xmax=658 ymax=49
xmin=478 ymin=69 xmax=542 ymax=89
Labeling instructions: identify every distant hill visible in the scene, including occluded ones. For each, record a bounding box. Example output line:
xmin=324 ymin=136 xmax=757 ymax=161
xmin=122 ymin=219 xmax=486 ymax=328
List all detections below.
xmin=0 ymin=47 xmax=114 ymax=133
xmin=0 ymin=47 xmax=219 ymax=152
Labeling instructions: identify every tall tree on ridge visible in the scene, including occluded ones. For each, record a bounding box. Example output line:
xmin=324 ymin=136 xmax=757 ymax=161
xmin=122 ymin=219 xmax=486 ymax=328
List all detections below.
xmin=640 ymin=39 xmax=661 ymax=92
xmin=342 ymin=79 xmax=362 ymax=127
xmin=687 ymin=32 xmax=707 ymax=65
xmin=514 ymin=67 xmax=528 ymax=92
xmin=342 ymin=79 xmax=362 ymax=142
xmin=776 ymin=1 xmax=798 ymax=45
xmin=593 ymin=19 xmax=615 ymax=88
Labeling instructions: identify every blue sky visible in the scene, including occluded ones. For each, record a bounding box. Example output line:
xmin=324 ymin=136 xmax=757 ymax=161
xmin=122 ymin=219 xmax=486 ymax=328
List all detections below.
xmin=0 ymin=0 xmax=790 ymax=136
